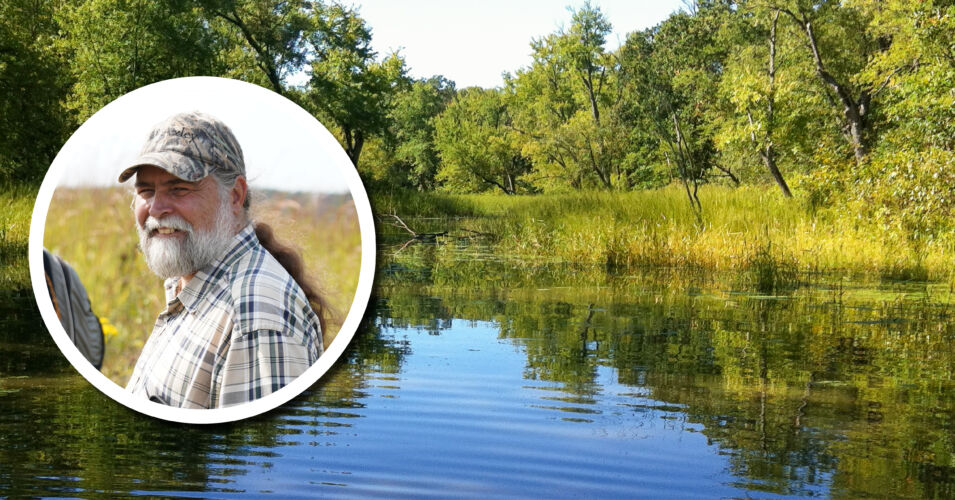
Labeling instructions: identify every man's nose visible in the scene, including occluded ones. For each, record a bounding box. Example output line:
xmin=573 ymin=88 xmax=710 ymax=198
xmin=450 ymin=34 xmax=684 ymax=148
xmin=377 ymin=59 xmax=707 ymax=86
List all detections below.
xmin=147 ymin=192 xmax=173 ymax=218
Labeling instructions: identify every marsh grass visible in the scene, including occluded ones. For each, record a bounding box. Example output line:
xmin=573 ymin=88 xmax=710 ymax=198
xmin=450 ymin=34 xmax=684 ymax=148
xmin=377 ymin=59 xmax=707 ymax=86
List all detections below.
xmin=0 ymin=185 xmax=37 ymax=290
xmin=373 ymin=185 xmax=955 ymax=280
xmin=44 ymin=186 xmax=362 ymax=384
xmin=741 ymin=241 xmax=800 ymax=295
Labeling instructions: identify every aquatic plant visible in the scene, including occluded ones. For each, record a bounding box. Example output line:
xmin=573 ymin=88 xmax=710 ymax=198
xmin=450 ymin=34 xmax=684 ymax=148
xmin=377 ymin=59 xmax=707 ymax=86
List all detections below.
xmin=372 ymin=185 xmax=955 ymax=280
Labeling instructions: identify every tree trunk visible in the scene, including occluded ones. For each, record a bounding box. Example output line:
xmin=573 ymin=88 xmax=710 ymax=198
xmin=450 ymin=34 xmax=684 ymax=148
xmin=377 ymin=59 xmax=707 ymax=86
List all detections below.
xmin=845 ymin=93 xmax=869 ymax=163
xmin=759 ymin=12 xmax=793 ymax=197
xmin=715 ymin=164 xmax=741 ymax=186
xmin=582 ymin=72 xmax=601 ymax=125
xmin=586 ymin=142 xmax=612 ymax=189
xmin=349 ymin=130 xmax=364 ymax=167
xmin=762 ymin=148 xmax=792 ymax=197
xmin=484 ymin=175 xmax=514 ymax=194
xmin=342 ymin=127 xmax=364 ymax=167
xmin=672 ymin=113 xmax=702 ymax=212
xmin=213 ymin=7 xmax=284 ymax=96
xmin=785 ymin=11 xmax=869 ymax=163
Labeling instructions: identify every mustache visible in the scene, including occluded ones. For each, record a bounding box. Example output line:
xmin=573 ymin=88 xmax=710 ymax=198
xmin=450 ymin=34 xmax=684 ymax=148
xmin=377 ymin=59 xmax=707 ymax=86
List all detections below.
xmin=142 ymin=215 xmax=193 ymax=234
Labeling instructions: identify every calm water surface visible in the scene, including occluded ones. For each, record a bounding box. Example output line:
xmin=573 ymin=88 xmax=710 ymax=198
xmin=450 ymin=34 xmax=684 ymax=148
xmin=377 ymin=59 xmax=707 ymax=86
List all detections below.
xmin=1 ymin=241 xmax=955 ymax=498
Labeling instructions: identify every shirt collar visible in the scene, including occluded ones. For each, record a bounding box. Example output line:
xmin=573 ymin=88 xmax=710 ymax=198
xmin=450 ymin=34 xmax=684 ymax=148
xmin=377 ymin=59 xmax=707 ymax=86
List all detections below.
xmin=166 ymin=223 xmax=259 ymax=313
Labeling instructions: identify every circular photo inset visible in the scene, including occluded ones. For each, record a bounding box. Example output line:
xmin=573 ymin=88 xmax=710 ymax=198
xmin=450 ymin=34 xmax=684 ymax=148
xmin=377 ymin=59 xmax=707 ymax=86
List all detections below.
xmin=29 ymin=76 xmax=375 ymax=424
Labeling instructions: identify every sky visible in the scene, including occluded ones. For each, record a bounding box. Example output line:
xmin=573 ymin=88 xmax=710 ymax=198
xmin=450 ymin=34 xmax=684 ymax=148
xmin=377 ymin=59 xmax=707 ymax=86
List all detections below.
xmin=353 ymin=0 xmax=687 ymax=89
xmin=54 ymin=78 xmax=354 ymax=192
xmin=51 ymin=1 xmax=686 ymax=191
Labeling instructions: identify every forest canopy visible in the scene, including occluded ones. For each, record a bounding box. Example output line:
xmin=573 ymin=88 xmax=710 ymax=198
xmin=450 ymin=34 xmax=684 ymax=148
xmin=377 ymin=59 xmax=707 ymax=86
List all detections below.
xmin=3 ymin=0 xmax=955 ymax=240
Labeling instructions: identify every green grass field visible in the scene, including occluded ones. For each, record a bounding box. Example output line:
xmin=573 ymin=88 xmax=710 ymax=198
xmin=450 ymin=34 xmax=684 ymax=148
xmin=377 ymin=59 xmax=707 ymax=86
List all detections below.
xmin=43 ymin=186 xmax=362 ymax=384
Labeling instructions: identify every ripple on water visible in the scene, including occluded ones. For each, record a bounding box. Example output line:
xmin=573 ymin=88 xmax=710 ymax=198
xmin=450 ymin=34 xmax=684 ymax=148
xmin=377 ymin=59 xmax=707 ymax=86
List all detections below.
xmin=223 ymin=323 xmax=749 ymax=499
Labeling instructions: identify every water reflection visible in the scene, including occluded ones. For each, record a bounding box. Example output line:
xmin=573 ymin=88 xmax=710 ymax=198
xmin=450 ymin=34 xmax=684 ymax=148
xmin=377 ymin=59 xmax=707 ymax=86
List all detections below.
xmin=373 ymin=243 xmax=955 ymax=498
xmin=0 ymin=290 xmax=69 ymax=377
xmin=2 ymin=240 xmax=955 ymax=498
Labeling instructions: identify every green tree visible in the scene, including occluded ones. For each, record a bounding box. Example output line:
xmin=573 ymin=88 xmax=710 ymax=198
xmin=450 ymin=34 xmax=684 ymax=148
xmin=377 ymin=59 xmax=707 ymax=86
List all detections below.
xmin=770 ymin=0 xmax=892 ymax=164
xmin=728 ymin=9 xmax=792 ymax=196
xmin=434 ymin=88 xmax=530 ymax=194
xmin=618 ymin=3 xmax=737 ymax=209
xmin=715 ymin=2 xmax=830 ymax=197
xmin=848 ymin=0 xmax=955 ymax=243
xmin=387 ymin=76 xmax=456 ymax=190
xmin=857 ymin=0 xmax=955 ymax=153
xmin=508 ymin=2 xmax=626 ymax=190
xmin=197 ymin=0 xmax=313 ymax=95
xmin=619 ymin=31 xmax=699 ymax=208
xmin=0 ymin=0 xmax=72 ymax=183
xmin=57 ymin=0 xmax=226 ymax=120
xmin=354 ymin=75 xmax=454 ymax=191
xmin=57 ymin=0 xmax=400 ymax=173
xmin=303 ymin=3 xmax=409 ymax=168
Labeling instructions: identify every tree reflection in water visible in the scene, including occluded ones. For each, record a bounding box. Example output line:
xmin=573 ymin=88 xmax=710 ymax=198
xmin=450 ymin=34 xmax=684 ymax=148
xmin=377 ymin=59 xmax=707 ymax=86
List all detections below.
xmin=3 ymin=242 xmax=955 ymax=498
xmin=375 ymin=243 xmax=955 ymax=498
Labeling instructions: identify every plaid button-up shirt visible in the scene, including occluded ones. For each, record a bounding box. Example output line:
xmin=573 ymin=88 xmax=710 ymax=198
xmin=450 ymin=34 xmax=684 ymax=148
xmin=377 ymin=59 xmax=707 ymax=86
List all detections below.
xmin=126 ymin=224 xmax=323 ymax=408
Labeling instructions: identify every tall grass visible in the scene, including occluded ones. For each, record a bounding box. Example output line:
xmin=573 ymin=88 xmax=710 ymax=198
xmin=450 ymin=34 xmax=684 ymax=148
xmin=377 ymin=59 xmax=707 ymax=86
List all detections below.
xmin=373 ymin=185 xmax=953 ymax=280
xmin=44 ymin=187 xmax=362 ymax=384
xmin=0 ymin=184 xmax=38 ymax=291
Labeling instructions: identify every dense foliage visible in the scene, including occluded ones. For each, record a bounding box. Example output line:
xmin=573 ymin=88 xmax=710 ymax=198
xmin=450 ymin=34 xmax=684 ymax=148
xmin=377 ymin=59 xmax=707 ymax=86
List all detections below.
xmin=3 ymin=0 xmax=955 ymax=239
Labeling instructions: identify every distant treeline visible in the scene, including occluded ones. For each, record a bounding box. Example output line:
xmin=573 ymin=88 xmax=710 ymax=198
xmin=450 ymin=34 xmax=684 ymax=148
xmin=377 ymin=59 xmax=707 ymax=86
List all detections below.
xmin=3 ymin=0 xmax=954 ymax=238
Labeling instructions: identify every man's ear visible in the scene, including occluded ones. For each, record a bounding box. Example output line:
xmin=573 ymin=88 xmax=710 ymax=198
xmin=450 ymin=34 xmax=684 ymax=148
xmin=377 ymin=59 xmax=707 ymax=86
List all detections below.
xmin=231 ymin=176 xmax=248 ymax=215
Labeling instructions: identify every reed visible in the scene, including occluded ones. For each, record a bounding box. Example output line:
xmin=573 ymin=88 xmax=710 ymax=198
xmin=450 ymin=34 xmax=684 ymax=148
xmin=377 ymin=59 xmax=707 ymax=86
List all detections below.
xmin=0 ymin=184 xmax=37 ymax=290
xmin=372 ymin=185 xmax=955 ymax=280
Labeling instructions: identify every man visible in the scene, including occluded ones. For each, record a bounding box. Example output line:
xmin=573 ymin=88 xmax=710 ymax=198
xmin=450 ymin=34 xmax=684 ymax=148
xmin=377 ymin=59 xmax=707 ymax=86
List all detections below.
xmin=121 ymin=111 xmax=324 ymax=409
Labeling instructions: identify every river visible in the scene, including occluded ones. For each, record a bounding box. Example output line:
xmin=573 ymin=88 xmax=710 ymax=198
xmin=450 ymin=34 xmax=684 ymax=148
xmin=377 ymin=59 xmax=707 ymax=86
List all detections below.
xmin=1 ymin=239 xmax=954 ymax=498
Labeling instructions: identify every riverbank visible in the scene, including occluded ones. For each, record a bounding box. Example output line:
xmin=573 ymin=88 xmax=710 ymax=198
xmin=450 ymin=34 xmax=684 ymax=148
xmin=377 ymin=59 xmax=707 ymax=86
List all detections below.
xmin=371 ymin=185 xmax=953 ymax=283
xmin=5 ymin=183 xmax=955 ymax=379
xmin=5 ymin=184 xmax=952 ymax=293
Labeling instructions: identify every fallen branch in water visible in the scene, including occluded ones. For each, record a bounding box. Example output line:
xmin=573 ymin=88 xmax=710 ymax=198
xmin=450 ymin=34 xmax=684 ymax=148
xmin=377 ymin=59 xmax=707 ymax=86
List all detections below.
xmin=376 ymin=212 xmax=494 ymax=255
xmin=379 ymin=212 xmax=447 ymax=239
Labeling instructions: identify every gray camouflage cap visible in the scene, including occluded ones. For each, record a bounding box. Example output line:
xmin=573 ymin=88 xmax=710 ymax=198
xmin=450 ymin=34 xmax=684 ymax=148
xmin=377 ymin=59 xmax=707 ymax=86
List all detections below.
xmin=118 ymin=111 xmax=245 ymax=183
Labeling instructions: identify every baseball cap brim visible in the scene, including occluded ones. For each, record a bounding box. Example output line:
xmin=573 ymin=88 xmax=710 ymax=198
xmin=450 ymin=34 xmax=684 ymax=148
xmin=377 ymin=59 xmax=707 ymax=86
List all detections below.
xmin=117 ymin=151 xmax=210 ymax=183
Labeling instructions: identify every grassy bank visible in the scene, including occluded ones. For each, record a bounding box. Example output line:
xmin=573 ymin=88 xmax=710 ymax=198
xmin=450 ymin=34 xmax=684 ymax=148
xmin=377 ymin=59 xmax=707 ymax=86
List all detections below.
xmin=4 ymin=183 xmax=953 ymax=381
xmin=0 ymin=185 xmax=37 ymax=290
xmin=372 ymin=185 xmax=952 ymax=282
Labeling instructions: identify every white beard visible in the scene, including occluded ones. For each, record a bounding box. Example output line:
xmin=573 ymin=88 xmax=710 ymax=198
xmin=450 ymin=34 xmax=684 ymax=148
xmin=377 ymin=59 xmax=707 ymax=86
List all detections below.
xmin=137 ymin=198 xmax=236 ymax=280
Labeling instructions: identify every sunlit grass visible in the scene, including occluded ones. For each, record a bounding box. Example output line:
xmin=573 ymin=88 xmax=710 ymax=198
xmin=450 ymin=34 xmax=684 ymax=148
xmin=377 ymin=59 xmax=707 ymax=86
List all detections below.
xmin=373 ymin=185 xmax=955 ymax=280
xmin=44 ymin=186 xmax=361 ymax=384
xmin=0 ymin=184 xmax=37 ymax=290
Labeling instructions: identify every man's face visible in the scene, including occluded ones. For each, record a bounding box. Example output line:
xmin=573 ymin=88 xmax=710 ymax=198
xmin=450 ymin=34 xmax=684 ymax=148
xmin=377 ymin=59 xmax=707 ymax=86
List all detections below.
xmin=133 ymin=165 xmax=234 ymax=279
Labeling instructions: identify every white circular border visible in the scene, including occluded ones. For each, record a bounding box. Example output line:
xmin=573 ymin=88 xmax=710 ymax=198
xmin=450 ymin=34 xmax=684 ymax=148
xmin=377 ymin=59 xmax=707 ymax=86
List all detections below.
xmin=28 ymin=77 xmax=376 ymax=424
